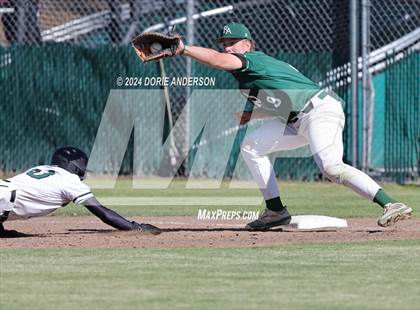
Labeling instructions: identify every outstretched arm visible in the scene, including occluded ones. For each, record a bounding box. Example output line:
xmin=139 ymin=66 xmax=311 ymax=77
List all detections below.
xmin=179 ymin=41 xmax=243 ymax=70
xmin=82 ymin=197 xmax=137 ymax=231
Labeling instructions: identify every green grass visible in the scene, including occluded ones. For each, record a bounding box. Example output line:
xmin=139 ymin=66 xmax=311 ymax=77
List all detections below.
xmin=1 ymin=240 xmax=419 ymax=310
xmin=3 ymin=180 xmax=419 ymax=309
xmin=55 ymin=179 xmax=420 ymax=218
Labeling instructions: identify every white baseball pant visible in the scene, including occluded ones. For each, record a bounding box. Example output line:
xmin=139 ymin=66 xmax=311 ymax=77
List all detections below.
xmin=241 ymin=92 xmax=381 ymax=201
xmin=0 ymin=182 xmax=15 ymax=218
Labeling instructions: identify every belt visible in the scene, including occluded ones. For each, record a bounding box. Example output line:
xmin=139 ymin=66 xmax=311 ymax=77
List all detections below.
xmin=287 ymin=102 xmax=313 ymax=124
xmin=0 ymin=180 xmax=16 ymax=201
xmin=288 ymin=89 xmax=336 ymax=124
xmin=0 ymin=186 xmax=16 ymax=224
xmin=10 ymin=189 xmax=16 ymax=203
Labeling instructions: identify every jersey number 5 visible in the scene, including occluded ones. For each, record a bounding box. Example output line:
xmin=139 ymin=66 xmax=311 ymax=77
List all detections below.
xmin=26 ymin=169 xmax=56 ymax=179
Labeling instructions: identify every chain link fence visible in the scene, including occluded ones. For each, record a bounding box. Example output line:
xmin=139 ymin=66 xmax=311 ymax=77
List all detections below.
xmin=367 ymin=0 xmax=420 ymax=182
xmin=370 ymin=0 xmax=420 ymax=49
xmin=0 ymin=0 xmax=419 ymax=182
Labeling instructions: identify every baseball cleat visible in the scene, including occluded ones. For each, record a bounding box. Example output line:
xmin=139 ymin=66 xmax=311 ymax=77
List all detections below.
xmin=136 ymin=223 xmax=162 ymax=235
xmin=377 ymin=203 xmax=412 ymax=227
xmin=245 ymin=207 xmax=291 ymax=231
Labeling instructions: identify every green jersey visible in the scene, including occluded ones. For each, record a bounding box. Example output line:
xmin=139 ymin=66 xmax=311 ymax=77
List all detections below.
xmin=230 ymin=51 xmax=320 ymax=112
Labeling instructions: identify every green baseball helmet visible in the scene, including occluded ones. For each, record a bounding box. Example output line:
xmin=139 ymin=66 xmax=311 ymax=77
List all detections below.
xmin=217 ymin=22 xmax=253 ymax=42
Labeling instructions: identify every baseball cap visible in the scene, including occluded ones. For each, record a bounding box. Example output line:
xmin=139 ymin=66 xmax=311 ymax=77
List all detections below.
xmin=216 ymin=22 xmax=253 ymax=42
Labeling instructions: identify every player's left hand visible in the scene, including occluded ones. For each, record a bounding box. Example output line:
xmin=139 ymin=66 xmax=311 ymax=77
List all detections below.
xmin=131 ymin=32 xmax=182 ymax=63
xmin=131 ymin=221 xmax=162 ymax=235
xmin=0 ymin=229 xmax=32 ymax=238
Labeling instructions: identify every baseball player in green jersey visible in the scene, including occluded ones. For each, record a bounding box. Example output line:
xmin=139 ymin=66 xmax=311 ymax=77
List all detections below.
xmin=175 ymin=22 xmax=412 ymax=230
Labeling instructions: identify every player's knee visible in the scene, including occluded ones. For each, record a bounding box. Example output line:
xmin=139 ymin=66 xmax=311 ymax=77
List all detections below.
xmin=322 ymin=163 xmax=346 ymax=184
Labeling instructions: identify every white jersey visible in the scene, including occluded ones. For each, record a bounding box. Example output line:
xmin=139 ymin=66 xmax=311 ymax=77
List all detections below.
xmin=2 ymin=165 xmax=94 ymax=220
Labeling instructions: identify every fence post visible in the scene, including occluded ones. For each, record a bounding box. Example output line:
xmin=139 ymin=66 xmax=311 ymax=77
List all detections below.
xmin=350 ymin=0 xmax=359 ymax=168
xmin=361 ymin=0 xmax=373 ymax=172
xmin=185 ymin=0 xmax=195 ymax=171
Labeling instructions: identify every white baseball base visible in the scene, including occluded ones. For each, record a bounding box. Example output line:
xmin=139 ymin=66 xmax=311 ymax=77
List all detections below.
xmin=287 ymin=215 xmax=348 ymax=230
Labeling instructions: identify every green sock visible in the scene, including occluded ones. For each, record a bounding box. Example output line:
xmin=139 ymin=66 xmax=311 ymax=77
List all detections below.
xmin=373 ymin=189 xmax=397 ymax=208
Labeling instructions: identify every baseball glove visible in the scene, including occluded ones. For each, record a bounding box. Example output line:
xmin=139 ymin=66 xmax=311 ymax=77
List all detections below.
xmin=131 ymin=32 xmax=182 ymax=63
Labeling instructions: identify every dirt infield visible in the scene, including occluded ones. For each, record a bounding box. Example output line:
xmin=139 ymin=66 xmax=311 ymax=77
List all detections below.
xmin=1 ymin=216 xmax=419 ymax=249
